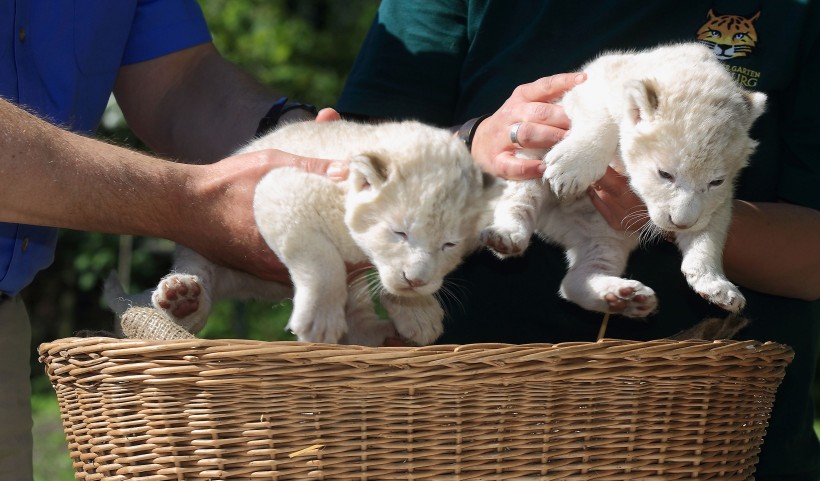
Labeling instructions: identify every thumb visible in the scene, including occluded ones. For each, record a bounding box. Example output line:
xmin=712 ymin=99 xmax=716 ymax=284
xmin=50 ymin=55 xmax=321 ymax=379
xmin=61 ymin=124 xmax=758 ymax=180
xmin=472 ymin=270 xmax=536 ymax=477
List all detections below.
xmin=292 ymin=154 xmax=349 ymax=182
xmin=316 ymin=107 xmax=342 ymax=123
xmin=494 ymin=152 xmax=544 ymax=180
xmin=251 ymin=149 xmax=350 ymax=182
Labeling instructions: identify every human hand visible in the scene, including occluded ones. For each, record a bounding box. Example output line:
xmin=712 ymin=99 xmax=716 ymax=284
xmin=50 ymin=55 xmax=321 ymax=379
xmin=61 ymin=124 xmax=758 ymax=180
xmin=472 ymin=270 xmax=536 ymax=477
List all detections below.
xmin=587 ymin=167 xmax=648 ymax=233
xmin=181 ymin=148 xmax=349 ymax=283
xmin=184 ymin=107 xmax=345 ymax=282
xmin=470 ymin=73 xmax=586 ymax=180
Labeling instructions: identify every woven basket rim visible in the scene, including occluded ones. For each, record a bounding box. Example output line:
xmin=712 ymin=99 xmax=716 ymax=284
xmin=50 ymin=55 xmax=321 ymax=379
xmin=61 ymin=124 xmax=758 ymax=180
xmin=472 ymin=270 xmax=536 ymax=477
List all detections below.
xmin=38 ymin=336 xmax=795 ymax=366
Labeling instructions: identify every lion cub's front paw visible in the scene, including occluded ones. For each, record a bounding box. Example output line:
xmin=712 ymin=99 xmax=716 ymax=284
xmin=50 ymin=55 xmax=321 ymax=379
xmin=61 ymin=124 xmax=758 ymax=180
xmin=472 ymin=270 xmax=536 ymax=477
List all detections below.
xmin=543 ymin=142 xmax=604 ymax=199
xmin=383 ymin=295 xmax=444 ymax=346
xmin=289 ymin=310 xmax=348 ymax=344
xmin=152 ymin=274 xmax=209 ymax=332
xmin=480 ymin=225 xmax=531 ymax=258
xmin=686 ymin=273 xmax=746 ymax=312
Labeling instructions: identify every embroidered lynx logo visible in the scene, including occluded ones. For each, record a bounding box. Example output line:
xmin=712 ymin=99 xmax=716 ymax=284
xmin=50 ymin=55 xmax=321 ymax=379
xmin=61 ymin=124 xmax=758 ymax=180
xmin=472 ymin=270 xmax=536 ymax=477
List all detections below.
xmin=696 ymin=9 xmax=761 ymax=60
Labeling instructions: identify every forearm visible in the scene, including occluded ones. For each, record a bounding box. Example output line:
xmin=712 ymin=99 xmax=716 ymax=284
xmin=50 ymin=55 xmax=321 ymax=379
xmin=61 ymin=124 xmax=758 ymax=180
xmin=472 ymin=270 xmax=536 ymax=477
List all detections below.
xmin=724 ymin=200 xmax=820 ymax=301
xmin=0 ymin=98 xmax=190 ymax=239
xmin=114 ymin=43 xmax=291 ymax=164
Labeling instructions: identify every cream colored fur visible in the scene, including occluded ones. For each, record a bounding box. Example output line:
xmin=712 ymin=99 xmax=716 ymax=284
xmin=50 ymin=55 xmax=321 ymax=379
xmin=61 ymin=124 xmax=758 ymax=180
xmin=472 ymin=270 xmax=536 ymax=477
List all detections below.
xmin=482 ymin=43 xmax=766 ymax=316
xmin=106 ymin=120 xmax=490 ymax=346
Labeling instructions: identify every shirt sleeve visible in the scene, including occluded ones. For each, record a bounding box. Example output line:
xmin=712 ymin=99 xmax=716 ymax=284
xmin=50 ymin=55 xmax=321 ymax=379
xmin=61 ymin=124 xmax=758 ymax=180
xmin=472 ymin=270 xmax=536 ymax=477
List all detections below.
xmin=336 ymin=0 xmax=467 ymax=127
xmin=122 ymin=0 xmax=212 ymax=65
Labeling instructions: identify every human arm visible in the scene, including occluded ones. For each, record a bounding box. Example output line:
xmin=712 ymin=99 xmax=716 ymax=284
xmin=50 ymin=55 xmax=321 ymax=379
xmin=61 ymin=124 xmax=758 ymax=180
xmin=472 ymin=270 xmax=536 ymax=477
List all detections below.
xmin=588 ymin=168 xmax=820 ymax=300
xmin=113 ymin=42 xmax=318 ymax=163
xmin=0 ymin=98 xmax=346 ymax=283
xmin=111 ymin=41 xmax=346 ymax=280
xmin=722 ymin=201 xmax=820 ymax=301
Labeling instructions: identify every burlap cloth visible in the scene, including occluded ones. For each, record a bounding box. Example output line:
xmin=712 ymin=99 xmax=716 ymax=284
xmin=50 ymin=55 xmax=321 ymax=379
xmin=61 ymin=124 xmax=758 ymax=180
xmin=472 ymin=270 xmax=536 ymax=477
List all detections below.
xmin=119 ymin=306 xmax=196 ymax=340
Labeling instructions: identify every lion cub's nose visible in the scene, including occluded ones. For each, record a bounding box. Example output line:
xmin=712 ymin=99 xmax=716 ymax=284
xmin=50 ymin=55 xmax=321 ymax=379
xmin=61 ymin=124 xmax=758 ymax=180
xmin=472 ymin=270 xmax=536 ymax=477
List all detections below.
xmin=402 ymin=272 xmax=428 ymax=288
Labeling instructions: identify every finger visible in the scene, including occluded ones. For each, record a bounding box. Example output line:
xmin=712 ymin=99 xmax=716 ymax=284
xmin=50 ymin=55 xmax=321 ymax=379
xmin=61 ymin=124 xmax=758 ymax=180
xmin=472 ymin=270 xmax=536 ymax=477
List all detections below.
xmin=516 ymin=72 xmax=586 ymax=103
xmin=522 ymin=101 xmax=571 ymax=130
xmin=593 ymin=166 xmax=629 ymax=192
xmin=293 ymin=155 xmax=349 ymax=180
xmin=513 ymin=121 xmax=569 ymax=150
xmin=587 ymin=186 xmax=620 ymax=230
xmin=252 ymin=149 xmax=350 ymax=180
xmin=316 ymin=107 xmax=341 ymax=122
xmin=493 ymin=152 xmax=544 ymax=180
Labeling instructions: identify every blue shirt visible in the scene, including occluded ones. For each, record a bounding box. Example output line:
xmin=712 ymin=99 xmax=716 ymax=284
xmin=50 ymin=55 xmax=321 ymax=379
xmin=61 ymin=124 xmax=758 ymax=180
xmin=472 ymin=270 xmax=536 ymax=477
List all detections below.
xmin=0 ymin=0 xmax=211 ymax=295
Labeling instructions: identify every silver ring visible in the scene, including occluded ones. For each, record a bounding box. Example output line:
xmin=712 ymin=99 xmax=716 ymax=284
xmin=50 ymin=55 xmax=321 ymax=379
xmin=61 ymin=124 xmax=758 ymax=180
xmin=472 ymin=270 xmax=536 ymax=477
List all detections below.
xmin=509 ymin=122 xmax=523 ymax=146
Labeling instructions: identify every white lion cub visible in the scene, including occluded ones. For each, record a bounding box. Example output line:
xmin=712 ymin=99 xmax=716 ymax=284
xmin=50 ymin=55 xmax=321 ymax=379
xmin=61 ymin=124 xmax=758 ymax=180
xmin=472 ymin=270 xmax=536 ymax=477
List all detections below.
xmin=107 ymin=120 xmax=490 ymax=346
xmin=482 ymin=43 xmax=766 ymax=316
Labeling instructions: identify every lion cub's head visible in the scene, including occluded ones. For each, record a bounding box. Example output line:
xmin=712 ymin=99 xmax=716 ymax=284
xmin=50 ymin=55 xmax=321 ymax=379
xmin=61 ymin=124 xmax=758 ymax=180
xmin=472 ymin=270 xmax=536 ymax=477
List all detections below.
xmin=618 ymin=48 xmax=766 ymax=234
xmin=344 ymin=121 xmax=491 ymax=297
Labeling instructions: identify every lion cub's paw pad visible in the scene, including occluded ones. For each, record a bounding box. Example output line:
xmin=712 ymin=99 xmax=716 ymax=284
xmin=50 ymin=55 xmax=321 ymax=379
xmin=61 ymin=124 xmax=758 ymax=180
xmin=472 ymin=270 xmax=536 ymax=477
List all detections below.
xmin=153 ymin=275 xmax=202 ymax=319
xmin=601 ymin=282 xmax=657 ymax=318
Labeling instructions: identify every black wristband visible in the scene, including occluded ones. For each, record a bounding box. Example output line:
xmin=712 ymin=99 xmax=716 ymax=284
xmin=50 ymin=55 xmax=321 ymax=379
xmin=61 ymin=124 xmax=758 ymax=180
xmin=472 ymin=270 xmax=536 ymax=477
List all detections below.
xmin=255 ymin=97 xmax=319 ymax=136
xmin=452 ymin=114 xmax=490 ymax=152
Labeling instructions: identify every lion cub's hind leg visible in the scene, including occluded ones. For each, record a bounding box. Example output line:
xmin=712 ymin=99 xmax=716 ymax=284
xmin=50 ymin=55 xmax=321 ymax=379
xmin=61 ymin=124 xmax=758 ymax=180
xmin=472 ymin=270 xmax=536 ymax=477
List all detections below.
xmin=151 ymin=248 xmax=293 ymax=335
xmin=559 ymin=227 xmax=657 ymax=318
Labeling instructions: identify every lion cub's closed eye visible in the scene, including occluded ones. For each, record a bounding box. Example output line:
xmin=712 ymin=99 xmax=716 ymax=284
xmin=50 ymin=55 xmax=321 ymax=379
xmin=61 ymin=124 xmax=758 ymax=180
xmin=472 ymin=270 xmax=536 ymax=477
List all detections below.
xmin=106 ymin=120 xmax=493 ymax=346
xmin=482 ymin=42 xmax=766 ymax=318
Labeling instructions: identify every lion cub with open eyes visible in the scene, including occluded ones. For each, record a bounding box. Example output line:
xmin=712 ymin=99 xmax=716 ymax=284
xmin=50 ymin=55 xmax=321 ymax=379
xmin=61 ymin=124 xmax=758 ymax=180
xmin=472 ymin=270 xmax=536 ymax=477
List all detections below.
xmin=107 ymin=120 xmax=491 ymax=346
xmin=482 ymin=42 xmax=766 ymax=317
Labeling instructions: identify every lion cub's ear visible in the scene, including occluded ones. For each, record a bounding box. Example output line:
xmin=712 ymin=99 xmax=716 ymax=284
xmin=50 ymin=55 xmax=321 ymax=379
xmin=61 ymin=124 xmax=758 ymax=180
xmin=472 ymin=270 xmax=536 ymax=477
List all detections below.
xmin=349 ymin=154 xmax=390 ymax=192
xmin=742 ymin=91 xmax=767 ymax=123
xmin=624 ymin=78 xmax=660 ymax=125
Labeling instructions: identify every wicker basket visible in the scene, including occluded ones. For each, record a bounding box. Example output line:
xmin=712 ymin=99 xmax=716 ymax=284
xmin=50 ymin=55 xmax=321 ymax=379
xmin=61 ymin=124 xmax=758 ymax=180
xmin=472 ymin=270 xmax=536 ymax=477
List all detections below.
xmin=39 ymin=337 xmax=793 ymax=481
